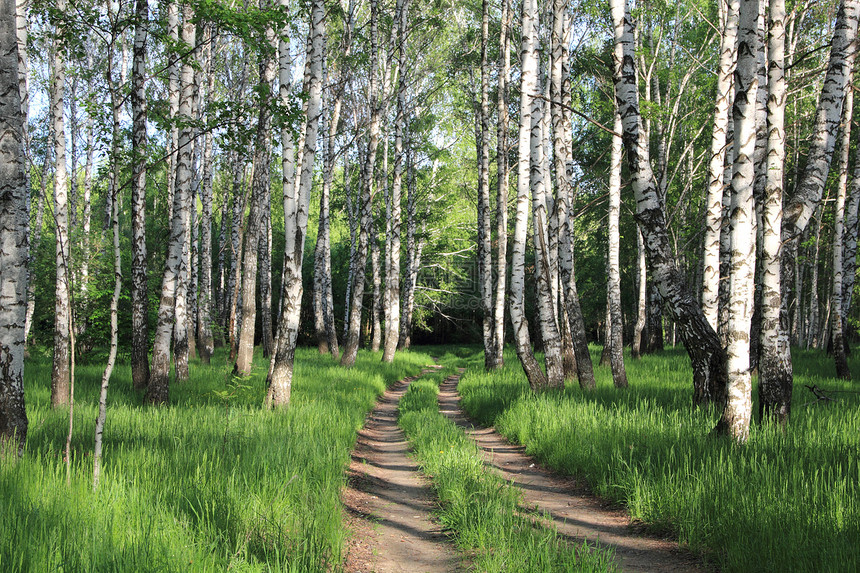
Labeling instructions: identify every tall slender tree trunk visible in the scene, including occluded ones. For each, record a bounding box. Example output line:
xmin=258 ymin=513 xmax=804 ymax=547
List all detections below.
xmin=476 ymin=0 xmax=494 ymax=369
xmin=611 ymin=0 xmax=726 ymax=407
xmin=607 ymin=111 xmax=628 ymax=388
xmin=235 ymin=0 xmax=276 ymax=377
xmin=841 ymin=130 xmax=860 ymax=349
xmin=342 ymin=0 xmax=380 ymax=368
xmin=266 ymin=0 xmax=325 ymax=407
xmin=398 ymin=150 xmax=420 ymax=349
xmin=510 ymin=0 xmax=548 ymax=389
xmin=758 ymin=0 xmax=793 ymax=423
xmin=831 ymin=68 xmax=853 ymax=378
xmin=197 ymin=25 xmax=215 ymax=364
xmin=94 ymin=39 xmax=124 ymax=486
xmin=383 ymin=0 xmax=410 ymax=363
xmin=771 ymin=0 xmax=860 ymax=419
xmin=490 ymin=0 xmax=510 ymax=369
xmin=51 ymin=2 xmax=71 ymax=408
xmin=717 ymin=0 xmax=759 ymax=442
xmin=703 ymin=0 xmax=739 ymax=331
xmin=130 ymin=0 xmax=149 ymax=389
xmin=147 ymin=4 xmax=196 ymax=405
xmin=632 ymin=228 xmax=647 ymax=358
xmin=0 ymin=0 xmax=28 ymax=457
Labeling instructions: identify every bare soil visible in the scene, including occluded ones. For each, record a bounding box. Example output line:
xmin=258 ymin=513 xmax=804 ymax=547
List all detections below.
xmin=437 ymin=369 xmax=713 ymax=573
xmin=342 ymin=368 xmax=462 ymax=573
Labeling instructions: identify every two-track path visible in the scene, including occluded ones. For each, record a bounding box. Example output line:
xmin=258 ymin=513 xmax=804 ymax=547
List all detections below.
xmin=342 ymin=367 xmax=461 ymax=573
xmin=437 ymin=369 xmax=710 ymax=573
xmin=342 ymin=365 xmax=710 ymax=573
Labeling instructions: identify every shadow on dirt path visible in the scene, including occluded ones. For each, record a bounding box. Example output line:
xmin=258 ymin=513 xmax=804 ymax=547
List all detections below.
xmin=438 ymin=369 xmax=712 ymax=573
xmin=343 ymin=367 xmax=462 ymax=573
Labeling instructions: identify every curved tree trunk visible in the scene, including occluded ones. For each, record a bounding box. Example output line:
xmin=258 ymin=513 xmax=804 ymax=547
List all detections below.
xmin=611 ymin=0 xmax=726 ymax=408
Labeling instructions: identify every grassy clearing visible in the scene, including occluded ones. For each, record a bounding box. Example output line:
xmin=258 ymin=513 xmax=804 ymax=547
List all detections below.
xmin=398 ymin=353 xmax=617 ymax=573
xmin=457 ymin=344 xmax=860 ymax=572
xmin=0 ymin=347 xmax=431 ymax=572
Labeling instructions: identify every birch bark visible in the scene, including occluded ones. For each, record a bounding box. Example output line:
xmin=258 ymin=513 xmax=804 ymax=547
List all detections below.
xmin=0 ymin=0 xmax=28 ymax=456
xmin=341 ymin=0 xmax=380 ymax=368
xmin=51 ymin=0 xmax=71 ymax=408
xmin=611 ymin=0 xmax=727 ymax=407
xmin=266 ymin=0 xmax=326 ymax=407
xmin=147 ymin=6 xmax=195 ymax=405
xmin=510 ymin=0 xmax=548 ymax=389
xmin=717 ymin=0 xmax=759 ymax=442
xmin=131 ymin=0 xmax=149 ymax=389
xmin=703 ymin=0 xmax=739 ymax=332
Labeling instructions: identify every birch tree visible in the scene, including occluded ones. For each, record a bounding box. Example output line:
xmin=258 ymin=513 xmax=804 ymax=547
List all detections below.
xmin=235 ymin=0 xmax=277 ymax=377
xmin=510 ymin=0 xmax=548 ymax=389
xmin=130 ymin=0 xmax=149 ymax=389
xmin=476 ymin=0 xmax=493 ymax=369
xmin=830 ymin=70 xmax=853 ymax=380
xmin=51 ymin=0 xmax=71 ymax=408
xmin=762 ymin=0 xmax=860 ymax=420
xmin=383 ymin=0 xmax=411 ymax=363
xmin=341 ymin=0 xmax=380 ymax=368
xmin=197 ymin=24 xmax=215 ymax=363
xmin=0 ymin=0 xmax=28 ymax=457
xmin=717 ymin=0 xmax=759 ymax=442
xmin=610 ymin=0 xmax=726 ymax=407
xmin=703 ymin=0 xmax=739 ymax=332
xmin=147 ymin=5 xmax=196 ymax=405
xmin=266 ymin=0 xmax=326 ymax=407
xmin=490 ymin=0 xmax=511 ymax=369
xmin=607 ymin=111 xmax=628 ymax=388
xmin=758 ymin=0 xmax=793 ymax=423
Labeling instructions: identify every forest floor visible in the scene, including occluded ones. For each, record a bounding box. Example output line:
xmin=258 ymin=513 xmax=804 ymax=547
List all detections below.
xmin=342 ymin=363 xmax=709 ymax=572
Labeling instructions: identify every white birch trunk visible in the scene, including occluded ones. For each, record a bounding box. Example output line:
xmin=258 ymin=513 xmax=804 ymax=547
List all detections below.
xmin=147 ymin=5 xmax=195 ymax=405
xmin=197 ymin=25 xmax=215 ymax=363
xmin=611 ymin=0 xmax=726 ymax=407
xmin=703 ymin=0 xmax=739 ymax=332
xmin=383 ymin=0 xmax=410 ymax=363
xmin=758 ymin=0 xmax=793 ymax=424
xmin=341 ymin=0 xmax=380 ymax=368
xmin=608 ymin=110 xmax=628 ymax=388
xmin=831 ymin=78 xmax=853 ymax=379
xmin=51 ymin=1 xmax=71 ymax=408
xmin=490 ymin=0 xmax=511 ymax=369
xmin=266 ymin=0 xmax=325 ymax=407
xmin=235 ymin=2 xmax=276 ymax=377
xmin=131 ymin=0 xmax=149 ymax=389
xmin=718 ymin=0 xmax=759 ymax=443
xmin=0 ymin=0 xmax=28 ymax=456
xmin=510 ymin=0 xmax=548 ymax=389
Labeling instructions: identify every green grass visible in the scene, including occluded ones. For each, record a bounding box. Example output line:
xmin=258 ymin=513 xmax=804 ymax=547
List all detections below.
xmin=0 ymin=346 xmax=432 ymax=572
xmin=398 ymin=351 xmax=617 ymax=572
xmin=457 ymin=344 xmax=860 ymax=573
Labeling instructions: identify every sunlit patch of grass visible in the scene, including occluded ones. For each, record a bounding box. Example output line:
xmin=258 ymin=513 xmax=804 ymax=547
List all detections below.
xmin=398 ymin=362 xmax=617 ymax=572
xmin=0 ymin=347 xmax=431 ymax=572
xmin=457 ymin=344 xmax=860 ymax=572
